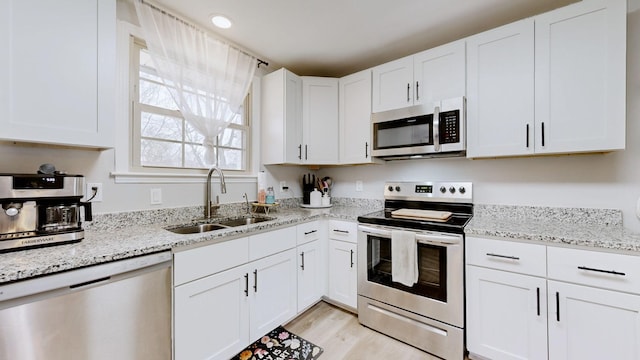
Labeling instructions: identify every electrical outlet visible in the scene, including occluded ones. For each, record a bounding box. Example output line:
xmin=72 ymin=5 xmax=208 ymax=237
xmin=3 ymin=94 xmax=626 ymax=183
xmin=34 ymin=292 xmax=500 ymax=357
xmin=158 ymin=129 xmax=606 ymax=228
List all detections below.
xmin=150 ymin=188 xmax=162 ymax=205
xmin=280 ymin=181 xmax=288 ymax=192
xmin=355 ymin=180 xmax=363 ymax=192
xmin=87 ymin=183 xmax=103 ymax=202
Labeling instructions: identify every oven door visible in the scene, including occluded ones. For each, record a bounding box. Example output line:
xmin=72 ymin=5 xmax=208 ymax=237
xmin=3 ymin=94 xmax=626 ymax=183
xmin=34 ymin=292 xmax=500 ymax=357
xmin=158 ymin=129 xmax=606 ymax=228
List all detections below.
xmin=357 ymin=224 xmax=464 ymax=328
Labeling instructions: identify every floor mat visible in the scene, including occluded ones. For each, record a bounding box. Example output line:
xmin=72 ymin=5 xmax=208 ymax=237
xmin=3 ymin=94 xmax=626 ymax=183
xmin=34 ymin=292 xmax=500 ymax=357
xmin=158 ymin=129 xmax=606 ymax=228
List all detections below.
xmin=231 ymin=326 xmax=323 ymax=360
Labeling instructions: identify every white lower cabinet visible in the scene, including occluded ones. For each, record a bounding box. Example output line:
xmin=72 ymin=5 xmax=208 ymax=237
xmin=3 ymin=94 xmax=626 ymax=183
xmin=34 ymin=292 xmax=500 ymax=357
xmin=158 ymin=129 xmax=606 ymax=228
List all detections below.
xmin=548 ymin=280 xmax=640 ymax=360
xmin=467 ymin=237 xmax=640 ymax=360
xmin=297 ymin=239 xmax=324 ymax=312
xmin=327 ymin=220 xmax=358 ymax=309
xmin=249 ymin=249 xmax=298 ymax=340
xmin=328 ymin=240 xmax=357 ymax=308
xmin=466 ymin=266 xmax=548 ymax=360
xmin=174 ymin=264 xmax=250 ymax=360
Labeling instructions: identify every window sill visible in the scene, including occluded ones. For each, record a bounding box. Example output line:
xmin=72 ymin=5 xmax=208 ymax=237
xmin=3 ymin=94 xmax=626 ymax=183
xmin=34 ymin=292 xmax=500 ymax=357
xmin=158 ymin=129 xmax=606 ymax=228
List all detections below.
xmin=111 ymin=171 xmax=258 ymax=184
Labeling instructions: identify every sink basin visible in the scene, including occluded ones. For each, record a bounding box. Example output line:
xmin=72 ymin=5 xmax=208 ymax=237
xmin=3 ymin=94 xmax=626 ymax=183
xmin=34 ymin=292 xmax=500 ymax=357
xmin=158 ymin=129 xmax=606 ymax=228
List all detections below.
xmin=217 ymin=216 xmax=273 ymax=227
xmin=166 ymin=223 xmax=229 ymax=234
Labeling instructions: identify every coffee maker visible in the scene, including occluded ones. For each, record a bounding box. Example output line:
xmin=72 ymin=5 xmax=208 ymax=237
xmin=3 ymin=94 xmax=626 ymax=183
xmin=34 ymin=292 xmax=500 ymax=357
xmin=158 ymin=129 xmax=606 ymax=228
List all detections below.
xmin=0 ymin=173 xmax=92 ymax=252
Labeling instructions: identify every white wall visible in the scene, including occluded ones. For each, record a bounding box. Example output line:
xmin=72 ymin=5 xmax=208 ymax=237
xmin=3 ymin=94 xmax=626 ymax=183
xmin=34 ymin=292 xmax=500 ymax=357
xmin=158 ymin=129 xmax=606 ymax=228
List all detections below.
xmin=263 ymin=6 xmax=640 ymax=232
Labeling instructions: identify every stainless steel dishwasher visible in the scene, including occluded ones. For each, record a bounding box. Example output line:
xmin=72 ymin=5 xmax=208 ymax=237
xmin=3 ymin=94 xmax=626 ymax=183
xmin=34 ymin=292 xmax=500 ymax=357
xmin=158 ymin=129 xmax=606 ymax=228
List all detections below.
xmin=0 ymin=251 xmax=172 ymax=360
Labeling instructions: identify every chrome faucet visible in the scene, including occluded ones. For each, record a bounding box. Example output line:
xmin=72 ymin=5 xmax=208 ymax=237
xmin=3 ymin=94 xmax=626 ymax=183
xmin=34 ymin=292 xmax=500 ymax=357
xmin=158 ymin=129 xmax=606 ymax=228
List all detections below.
xmin=205 ymin=167 xmax=227 ymax=219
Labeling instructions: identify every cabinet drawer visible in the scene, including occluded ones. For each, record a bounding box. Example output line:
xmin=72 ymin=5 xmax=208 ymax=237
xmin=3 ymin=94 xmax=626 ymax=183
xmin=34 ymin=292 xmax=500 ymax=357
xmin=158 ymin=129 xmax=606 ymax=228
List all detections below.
xmin=249 ymin=227 xmax=297 ymax=261
xmin=466 ymin=237 xmax=546 ymax=277
xmin=297 ymin=221 xmax=322 ymax=245
xmin=328 ymin=220 xmax=357 ymax=243
xmin=174 ymin=237 xmax=249 ymax=286
xmin=548 ymin=247 xmax=640 ymax=295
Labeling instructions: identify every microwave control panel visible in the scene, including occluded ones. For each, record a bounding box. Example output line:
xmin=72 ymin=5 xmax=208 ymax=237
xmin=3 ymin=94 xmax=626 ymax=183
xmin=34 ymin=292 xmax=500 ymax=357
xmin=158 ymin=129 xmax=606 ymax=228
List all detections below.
xmin=439 ymin=110 xmax=460 ymax=144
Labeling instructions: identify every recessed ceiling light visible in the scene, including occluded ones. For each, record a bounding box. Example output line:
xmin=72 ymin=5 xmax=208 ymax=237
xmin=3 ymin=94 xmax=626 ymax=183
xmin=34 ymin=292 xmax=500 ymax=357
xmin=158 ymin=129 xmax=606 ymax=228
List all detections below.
xmin=211 ymin=15 xmax=232 ymax=29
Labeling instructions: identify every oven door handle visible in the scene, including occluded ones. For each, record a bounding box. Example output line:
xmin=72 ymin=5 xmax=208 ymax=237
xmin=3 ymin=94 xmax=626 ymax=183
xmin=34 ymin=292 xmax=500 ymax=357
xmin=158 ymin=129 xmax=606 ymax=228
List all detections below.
xmin=358 ymin=225 xmax=461 ymax=246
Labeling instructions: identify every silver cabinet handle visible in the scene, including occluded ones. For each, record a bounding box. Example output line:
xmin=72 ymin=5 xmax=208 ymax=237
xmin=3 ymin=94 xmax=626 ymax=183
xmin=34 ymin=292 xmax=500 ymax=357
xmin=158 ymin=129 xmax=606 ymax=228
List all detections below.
xmin=304 ymin=230 xmax=317 ymax=235
xmin=350 ymin=249 xmax=354 ymax=268
xmin=486 ymin=253 xmax=520 ymax=261
xmin=407 ymin=83 xmax=410 ymax=102
xmin=416 ymin=81 xmax=419 ymax=101
xmin=244 ymin=273 xmax=249 ymax=297
xmin=333 ymin=229 xmax=349 ymax=234
xmin=300 ymin=251 xmax=305 ymax=270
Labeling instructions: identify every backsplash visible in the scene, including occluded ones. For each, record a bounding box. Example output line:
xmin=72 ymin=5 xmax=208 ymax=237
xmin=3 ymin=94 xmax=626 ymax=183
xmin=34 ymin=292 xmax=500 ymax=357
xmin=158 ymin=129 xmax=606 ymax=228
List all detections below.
xmin=84 ymin=197 xmax=384 ymax=231
xmin=473 ymin=204 xmax=623 ymax=227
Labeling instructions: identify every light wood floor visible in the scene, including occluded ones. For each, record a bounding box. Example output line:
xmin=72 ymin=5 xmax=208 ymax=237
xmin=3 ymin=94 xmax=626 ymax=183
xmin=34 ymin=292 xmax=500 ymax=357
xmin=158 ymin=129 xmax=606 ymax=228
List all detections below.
xmin=285 ymin=301 xmax=441 ymax=360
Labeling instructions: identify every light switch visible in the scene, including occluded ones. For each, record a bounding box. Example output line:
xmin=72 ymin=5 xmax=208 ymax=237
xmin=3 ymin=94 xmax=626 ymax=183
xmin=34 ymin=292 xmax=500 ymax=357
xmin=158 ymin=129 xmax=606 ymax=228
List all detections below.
xmin=150 ymin=188 xmax=162 ymax=205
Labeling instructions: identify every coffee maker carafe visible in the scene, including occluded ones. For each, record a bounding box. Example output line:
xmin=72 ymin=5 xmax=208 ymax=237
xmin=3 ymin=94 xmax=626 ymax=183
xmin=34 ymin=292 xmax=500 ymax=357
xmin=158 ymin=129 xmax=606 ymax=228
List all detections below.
xmin=0 ymin=174 xmax=91 ymax=252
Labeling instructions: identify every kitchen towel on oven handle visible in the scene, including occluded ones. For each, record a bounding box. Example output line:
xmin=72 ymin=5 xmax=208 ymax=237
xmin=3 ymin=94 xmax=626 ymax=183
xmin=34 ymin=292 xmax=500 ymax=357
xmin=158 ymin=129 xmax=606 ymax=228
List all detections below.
xmin=391 ymin=230 xmax=418 ymax=286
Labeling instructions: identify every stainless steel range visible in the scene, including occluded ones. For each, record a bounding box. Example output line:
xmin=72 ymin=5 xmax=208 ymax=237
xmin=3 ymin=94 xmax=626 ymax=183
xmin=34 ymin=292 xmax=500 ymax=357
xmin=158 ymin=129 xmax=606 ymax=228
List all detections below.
xmin=357 ymin=181 xmax=473 ymax=360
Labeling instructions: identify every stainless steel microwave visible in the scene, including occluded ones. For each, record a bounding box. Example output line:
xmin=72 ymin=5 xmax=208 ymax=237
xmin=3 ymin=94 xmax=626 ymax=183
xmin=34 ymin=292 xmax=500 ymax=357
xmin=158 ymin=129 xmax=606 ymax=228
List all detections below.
xmin=371 ymin=97 xmax=466 ymax=159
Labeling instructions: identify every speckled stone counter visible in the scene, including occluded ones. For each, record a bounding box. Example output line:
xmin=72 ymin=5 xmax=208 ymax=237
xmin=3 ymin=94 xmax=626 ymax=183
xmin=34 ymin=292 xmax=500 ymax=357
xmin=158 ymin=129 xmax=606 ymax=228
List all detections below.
xmin=466 ymin=204 xmax=640 ymax=254
xmin=0 ymin=199 xmax=382 ymax=285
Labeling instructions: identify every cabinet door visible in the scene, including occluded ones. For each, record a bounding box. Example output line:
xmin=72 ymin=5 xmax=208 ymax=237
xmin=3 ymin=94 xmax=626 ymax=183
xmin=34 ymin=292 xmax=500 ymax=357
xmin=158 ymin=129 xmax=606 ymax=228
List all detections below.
xmin=413 ymin=40 xmax=465 ymax=107
xmin=371 ymin=56 xmax=413 ymax=113
xmin=174 ymin=264 xmax=250 ymax=360
xmin=302 ymin=77 xmax=339 ymax=164
xmin=261 ymin=68 xmax=303 ymax=164
xmin=249 ymin=249 xmax=297 ymax=340
xmin=328 ymin=240 xmax=357 ymax=308
xmin=0 ymin=0 xmax=115 ymax=148
xmin=466 ymin=19 xmax=535 ymax=158
xmin=548 ymin=280 xmax=640 ymax=360
xmin=339 ymin=69 xmax=374 ymax=164
xmin=297 ymin=240 xmax=324 ymax=312
xmin=534 ymin=0 xmax=626 ymax=154
xmin=466 ymin=266 xmax=548 ymax=360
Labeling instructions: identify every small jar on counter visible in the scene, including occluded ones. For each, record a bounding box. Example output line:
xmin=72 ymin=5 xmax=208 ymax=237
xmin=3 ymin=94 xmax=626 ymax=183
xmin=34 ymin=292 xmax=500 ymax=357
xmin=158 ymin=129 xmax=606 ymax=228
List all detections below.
xmin=266 ymin=187 xmax=275 ymax=204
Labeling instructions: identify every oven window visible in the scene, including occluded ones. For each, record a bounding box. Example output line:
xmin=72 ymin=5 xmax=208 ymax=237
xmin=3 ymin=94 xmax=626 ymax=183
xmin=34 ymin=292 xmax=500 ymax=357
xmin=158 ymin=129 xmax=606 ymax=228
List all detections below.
xmin=367 ymin=235 xmax=447 ymax=302
xmin=374 ymin=115 xmax=433 ymax=149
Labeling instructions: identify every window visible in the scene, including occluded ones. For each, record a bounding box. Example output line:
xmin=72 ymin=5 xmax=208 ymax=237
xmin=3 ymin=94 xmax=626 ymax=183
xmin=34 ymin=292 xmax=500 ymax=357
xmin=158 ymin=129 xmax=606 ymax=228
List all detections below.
xmin=130 ymin=38 xmax=250 ymax=172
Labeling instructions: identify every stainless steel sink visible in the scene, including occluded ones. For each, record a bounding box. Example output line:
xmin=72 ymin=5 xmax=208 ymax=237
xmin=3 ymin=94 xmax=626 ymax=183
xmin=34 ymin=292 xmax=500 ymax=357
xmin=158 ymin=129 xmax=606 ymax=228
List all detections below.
xmin=165 ymin=216 xmax=273 ymax=234
xmin=166 ymin=223 xmax=230 ymax=234
xmin=217 ymin=216 xmax=272 ymax=227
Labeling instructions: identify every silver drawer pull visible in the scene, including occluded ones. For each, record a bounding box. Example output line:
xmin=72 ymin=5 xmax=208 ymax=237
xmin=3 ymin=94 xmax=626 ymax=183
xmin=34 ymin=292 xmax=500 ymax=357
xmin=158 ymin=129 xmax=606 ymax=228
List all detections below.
xmin=333 ymin=229 xmax=349 ymax=234
xmin=486 ymin=253 xmax=520 ymax=261
xmin=304 ymin=230 xmax=317 ymax=235
xmin=577 ymin=266 xmax=626 ymax=276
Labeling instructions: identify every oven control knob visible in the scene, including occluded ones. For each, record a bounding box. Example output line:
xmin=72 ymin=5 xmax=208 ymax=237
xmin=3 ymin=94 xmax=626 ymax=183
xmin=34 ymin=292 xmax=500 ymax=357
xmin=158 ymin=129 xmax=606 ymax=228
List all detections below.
xmin=449 ymin=186 xmax=456 ymax=194
xmin=395 ymin=186 xmax=401 ymax=192
xmin=388 ymin=186 xmax=394 ymax=192
xmin=440 ymin=186 xmax=446 ymax=193
xmin=4 ymin=206 xmax=19 ymax=217
xmin=459 ymin=186 xmax=466 ymax=194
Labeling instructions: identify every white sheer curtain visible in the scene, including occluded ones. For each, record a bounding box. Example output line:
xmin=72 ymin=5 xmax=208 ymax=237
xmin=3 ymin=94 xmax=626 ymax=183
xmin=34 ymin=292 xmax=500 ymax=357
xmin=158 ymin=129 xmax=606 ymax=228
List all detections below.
xmin=134 ymin=0 xmax=257 ymax=165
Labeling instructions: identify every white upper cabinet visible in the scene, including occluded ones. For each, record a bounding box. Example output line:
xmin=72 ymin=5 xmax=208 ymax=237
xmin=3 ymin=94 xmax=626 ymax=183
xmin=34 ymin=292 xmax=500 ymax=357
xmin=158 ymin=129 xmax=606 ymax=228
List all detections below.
xmin=466 ymin=19 xmax=535 ymax=158
xmin=371 ymin=40 xmax=465 ymax=113
xmin=534 ymin=0 xmax=626 ymax=154
xmin=261 ymin=68 xmax=303 ymax=164
xmin=339 ymin=69 xmax=377 ymax=164
xmin=371 ymin=56 xmax=413 ymax=113
xmin=302 ymin=77 xmax=339 ymax=164
xmin=413 ymin=40 xmax=466 ymax=108
xmin=467 ymin=0 xmax=626 ymax=158
xmin=0 ymin=0 xmax=116 ymax=148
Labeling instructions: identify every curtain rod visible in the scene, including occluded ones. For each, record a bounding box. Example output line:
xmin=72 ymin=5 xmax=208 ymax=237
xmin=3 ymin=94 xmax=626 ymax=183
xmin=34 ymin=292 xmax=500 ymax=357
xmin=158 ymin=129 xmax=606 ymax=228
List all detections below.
xmin=138 ymin=0 xmax=268 ymax=68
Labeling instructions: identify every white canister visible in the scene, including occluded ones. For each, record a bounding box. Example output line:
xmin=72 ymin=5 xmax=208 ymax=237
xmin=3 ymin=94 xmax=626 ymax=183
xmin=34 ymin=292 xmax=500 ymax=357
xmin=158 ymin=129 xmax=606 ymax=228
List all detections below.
xmin=310 ymin=188 xmax=322 ymax=207
xmin=321 ymin=194 xmax=330 ymax=206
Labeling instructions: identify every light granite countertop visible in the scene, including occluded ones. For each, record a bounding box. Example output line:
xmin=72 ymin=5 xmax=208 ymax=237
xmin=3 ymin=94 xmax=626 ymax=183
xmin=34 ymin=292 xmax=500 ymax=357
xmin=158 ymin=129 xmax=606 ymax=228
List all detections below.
xmin=0 ymin=202 xmax=380 ymax=285
xmin=466 ymin=204 xmax=640 ymax=255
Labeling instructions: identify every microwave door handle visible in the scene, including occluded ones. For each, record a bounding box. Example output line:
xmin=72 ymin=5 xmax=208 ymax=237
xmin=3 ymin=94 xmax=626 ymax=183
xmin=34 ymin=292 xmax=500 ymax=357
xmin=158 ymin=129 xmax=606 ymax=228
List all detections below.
xmin=433 ymin=106 xmax=440 ymax=152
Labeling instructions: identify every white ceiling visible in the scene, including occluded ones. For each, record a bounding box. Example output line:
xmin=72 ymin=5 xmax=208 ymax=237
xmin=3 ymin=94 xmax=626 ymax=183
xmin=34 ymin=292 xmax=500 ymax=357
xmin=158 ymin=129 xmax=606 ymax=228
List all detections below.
xmin=155 ymin=0 xmax=578 ymax=77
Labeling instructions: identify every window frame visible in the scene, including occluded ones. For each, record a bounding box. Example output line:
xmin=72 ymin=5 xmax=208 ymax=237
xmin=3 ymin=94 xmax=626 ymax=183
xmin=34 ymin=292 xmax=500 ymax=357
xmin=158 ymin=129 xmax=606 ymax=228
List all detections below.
xmin=129 ymin=37 xmax=252 ymax=174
